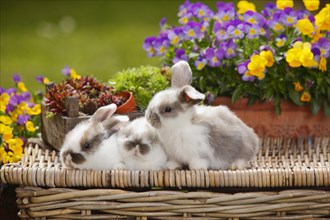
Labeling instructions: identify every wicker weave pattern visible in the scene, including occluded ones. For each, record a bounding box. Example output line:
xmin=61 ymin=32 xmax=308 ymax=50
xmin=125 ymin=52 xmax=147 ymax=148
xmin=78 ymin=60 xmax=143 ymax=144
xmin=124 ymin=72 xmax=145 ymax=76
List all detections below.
xmin=1 ymin=137 xmax=329 ymax=189
xmin=14 ymin=186 xmax=330 ymax=219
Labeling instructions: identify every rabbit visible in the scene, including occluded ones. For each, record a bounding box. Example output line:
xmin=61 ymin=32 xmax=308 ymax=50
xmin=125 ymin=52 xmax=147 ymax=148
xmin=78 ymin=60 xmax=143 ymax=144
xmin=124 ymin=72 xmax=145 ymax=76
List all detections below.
xmin=116 ymin=116 xmax=167 ymax=170
xmin=60 ymin=104 xmax=129 ymax=170
xmin=145 ymin=60 xmax=259 ymax=170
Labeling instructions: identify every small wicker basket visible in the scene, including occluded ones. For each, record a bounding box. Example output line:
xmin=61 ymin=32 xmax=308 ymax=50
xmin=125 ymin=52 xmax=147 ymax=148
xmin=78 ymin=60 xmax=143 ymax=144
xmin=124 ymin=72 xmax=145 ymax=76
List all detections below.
xmin=1 ymin=137 xmax=329 ymax=219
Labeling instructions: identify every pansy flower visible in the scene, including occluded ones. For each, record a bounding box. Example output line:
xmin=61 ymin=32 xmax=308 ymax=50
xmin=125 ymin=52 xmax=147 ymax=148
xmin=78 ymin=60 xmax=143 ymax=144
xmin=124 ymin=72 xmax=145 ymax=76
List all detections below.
xmin=153 ymin=35 xmax=170 ymax=56
xmin=237 ymin=60 xmax=255 ymax=81
xmin=205 ymin=48 xmax=224 ymax=67
xmin=227 ymin=19 xmax=245 ymax=39
xmin=173 ymin=49 xmax=188 ymax=64
xmin=214 ymin=2 xmax=236 ymax=22
xmin=182 ymin=21 xmax=203 ymax=40
xmin=213 ymin=21 xmax=229 ymax=41
xmin=143 ymin=36 xmax=157 ymax=57
xmin=280 ymin=8 xmax=297 ymax=26
xmin=276 ymin=34 xmax=288 ymax=47
xmin=221 ymin=39 xmax=237 ymax=59
xmin=168 ymin=27 xmax=184 ymax=46
xmin=194 ymin=56 xmax=208 ymax=70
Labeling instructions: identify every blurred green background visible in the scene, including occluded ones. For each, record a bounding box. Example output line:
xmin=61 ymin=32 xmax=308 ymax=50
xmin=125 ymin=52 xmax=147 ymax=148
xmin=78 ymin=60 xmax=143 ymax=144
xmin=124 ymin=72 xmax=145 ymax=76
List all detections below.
xmin=1 ymin=0 xmax=324 ymax=92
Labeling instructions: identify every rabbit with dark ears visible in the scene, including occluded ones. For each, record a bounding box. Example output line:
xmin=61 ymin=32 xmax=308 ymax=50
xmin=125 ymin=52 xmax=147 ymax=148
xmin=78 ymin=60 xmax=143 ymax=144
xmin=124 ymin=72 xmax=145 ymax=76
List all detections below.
xmin=116 ymin=116 xmax=167 ymax=170
xmin=146 ymin=61 xmax=259 ymax=170
xmin=60 ymin=104 xmax=128 ymax=170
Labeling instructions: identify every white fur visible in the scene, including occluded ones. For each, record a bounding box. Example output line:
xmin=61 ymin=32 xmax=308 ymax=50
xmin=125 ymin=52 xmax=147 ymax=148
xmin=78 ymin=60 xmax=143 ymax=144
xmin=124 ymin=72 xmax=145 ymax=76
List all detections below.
xmin=60 ymin=104 xmax=127 ymax=170
xmin=117 ymin=117 xmax=167 ymax=170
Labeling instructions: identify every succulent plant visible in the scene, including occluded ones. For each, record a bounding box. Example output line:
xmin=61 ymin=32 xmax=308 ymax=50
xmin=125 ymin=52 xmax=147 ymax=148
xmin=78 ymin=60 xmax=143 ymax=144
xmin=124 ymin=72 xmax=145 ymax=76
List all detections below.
xmin=45 ymin=76 xmax=128 ymax=116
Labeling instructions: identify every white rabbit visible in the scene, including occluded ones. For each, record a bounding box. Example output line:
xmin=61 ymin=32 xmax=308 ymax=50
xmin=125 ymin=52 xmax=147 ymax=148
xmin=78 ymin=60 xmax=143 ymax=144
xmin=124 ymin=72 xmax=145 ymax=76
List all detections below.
xmin=116 ymin=117 xmax=167 ymax=170
xmin=60 ymin=104 xmax=128 ymax=170
xmin=145 ymin=61 xmax=259 ymax=170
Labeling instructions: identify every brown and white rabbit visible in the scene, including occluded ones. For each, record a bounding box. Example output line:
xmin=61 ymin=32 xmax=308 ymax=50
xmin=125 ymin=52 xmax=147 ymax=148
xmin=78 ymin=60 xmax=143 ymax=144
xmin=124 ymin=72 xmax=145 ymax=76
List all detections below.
xmin=116 ymin=116 xmax=167 ymax=170
xmin=60 ymin=104 xmax=128 ymax=170
xmin=145 ymin=61 xmax=259 ymax=170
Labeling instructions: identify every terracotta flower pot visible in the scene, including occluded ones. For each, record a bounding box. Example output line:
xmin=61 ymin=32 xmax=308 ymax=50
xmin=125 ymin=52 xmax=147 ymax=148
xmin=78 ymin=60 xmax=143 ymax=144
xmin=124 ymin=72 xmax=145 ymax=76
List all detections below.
xmin=214 ymin=97 xmax=330 ymax=138
xmin=115 ymin=91 xmax=137 ymax=114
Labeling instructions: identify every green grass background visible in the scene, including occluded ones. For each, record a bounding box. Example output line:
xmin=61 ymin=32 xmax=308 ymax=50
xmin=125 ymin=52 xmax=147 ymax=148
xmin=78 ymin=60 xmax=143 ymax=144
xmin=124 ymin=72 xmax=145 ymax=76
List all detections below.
xmin=1 ymin=0 xmax=320 ymax=92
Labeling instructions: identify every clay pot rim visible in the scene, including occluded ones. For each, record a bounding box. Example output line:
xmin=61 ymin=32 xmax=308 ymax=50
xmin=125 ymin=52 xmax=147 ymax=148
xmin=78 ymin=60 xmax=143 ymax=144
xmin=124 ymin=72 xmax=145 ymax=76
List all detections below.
xmin=115 ymin=91 xmax=136 ymax=114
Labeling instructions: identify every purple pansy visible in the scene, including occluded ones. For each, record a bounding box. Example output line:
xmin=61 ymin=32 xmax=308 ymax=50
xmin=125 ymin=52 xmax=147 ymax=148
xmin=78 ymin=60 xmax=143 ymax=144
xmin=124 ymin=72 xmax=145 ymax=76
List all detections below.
xmin=35 ymin=75 xmax=45 ymax=84
xmin=227 ymin=20 xmax=245 ymax=39
xmin=21 ymin=92 xmax=31 ymax=102
xmin=311 ymin=47 xmax=321 ymax=63
xmin=182 ymin=21 xmax=203 ymax=40
xmin=194 ymin=56 xmax=208 ymax=70
xmin=244 ymin=11 xmax=266 ymax=27
xmin=237 ymin=60 xmax=254 ymax=81
xmin=160 ymin=17 xmax=166 ymax=28
xmin=153 ymin=35 xmax=170 ymax=56
xmin=191 ymin=2 xmax=213 ymax=21
xmin=17 ymin=114 xmax=30 ymax=126
xmin=221 ymin=39 xmax=237 ymax=59
xmin=316 ymin=38 xmax=330 ymax=58
xmin=205 ymin=48 xmax=223 ymax=67
xmin=62 ymin=66 xmax=71 ymax=76
xmin=215 ymin=2 xmax=235 ymax=22
xmin=213 ymin=21 xmax=229 ymax=41
xmin=280 ymin=8 xmax=297 ymax=26
xmin=275 ymin=34 xmax=288 ymax=47
xmin=13 ymin=74 xmax=21 ymax=83
xmin=173 ymin=49 xmax=188 ymax=64
xmin=143 ymin=36 xmax=157 ymax=57
xmin=245 ymin=24 xmax=260 ymax=39
xmin=261 ymin=3 xmax=277 ymax=18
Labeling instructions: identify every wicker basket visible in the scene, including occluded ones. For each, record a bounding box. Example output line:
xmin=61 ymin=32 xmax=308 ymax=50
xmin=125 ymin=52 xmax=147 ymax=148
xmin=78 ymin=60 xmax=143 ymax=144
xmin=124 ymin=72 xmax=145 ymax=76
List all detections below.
xmin=1 ymin=137 xmax=329 ymax=219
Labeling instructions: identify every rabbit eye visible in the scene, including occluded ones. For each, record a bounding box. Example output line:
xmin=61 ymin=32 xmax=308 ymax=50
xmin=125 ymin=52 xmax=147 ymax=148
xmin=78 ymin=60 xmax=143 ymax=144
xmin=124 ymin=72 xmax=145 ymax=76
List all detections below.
xmin=83 ymin=142 xmax=92 ymax=150
xmin=164 ymin=106 xmax=172 ymax=113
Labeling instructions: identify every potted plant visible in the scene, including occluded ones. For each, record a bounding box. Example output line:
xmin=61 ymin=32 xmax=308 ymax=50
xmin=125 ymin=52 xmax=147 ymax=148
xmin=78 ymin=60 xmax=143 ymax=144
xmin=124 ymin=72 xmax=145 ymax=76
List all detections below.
xmin=41 ymin=67 xmax=136 ymax=150
xmin=110 ymin=65 xmax=170 ymax=110
xmin=143 ymin=0 xmax=330 ymax=137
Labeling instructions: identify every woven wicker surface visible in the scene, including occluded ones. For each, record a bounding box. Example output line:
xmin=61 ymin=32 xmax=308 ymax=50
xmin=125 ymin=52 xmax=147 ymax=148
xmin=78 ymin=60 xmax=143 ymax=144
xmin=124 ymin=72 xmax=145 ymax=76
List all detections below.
xmin=1 ymin=137 xmax=329 ymax=189
xmin=15 ymin=186 xmax=330 ymax=219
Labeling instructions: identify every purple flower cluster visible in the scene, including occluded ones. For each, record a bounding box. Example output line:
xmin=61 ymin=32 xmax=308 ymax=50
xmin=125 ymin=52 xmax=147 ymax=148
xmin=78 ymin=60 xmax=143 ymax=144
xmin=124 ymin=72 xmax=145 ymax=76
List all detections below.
xmin=143 ymin=0 xmax=329 ymax=78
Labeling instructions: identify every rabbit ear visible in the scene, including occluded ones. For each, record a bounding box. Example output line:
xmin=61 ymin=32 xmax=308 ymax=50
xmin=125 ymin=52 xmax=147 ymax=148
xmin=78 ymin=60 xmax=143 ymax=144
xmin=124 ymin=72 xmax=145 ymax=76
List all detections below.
xmin=171 ymin=60 xmax=193 ymax=88
xmin=90 ymin=104 xmax=117 ymax=123
xmin=180 ymin=85 xmax=205 ymax=105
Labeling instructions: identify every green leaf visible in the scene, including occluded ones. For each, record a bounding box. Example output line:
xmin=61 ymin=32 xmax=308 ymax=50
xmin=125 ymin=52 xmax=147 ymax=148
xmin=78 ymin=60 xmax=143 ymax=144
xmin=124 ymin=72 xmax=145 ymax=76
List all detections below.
xmin=231 ymin=87 xmax=242 ymax=103
xmin=311 ymin=99 xmax=320 ymax=115
xmin=288 ymin=88 xmax=304 ymax=106
xmin=324 ymin=101 xmax=330 ymax=116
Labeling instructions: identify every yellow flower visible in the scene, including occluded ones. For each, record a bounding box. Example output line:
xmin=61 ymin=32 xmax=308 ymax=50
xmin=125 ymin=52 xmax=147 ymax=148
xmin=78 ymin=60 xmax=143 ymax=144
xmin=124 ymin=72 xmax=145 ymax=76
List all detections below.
xmin=27 ymin=104 xmax=41 ymax=115
xmin=8 ymin=151 xmax=23 ymax=163
xmin=315 ymin=4 xmax=330 ymax=32
xmin=247 ymin=54 xmax=267 ymax=80
xmin=0 ymin=124 xmax=13 ymax=142
xmin=260 ymin=50 xmax=274 ymax=67
xmin=296 ymin=18 xmax=314 ymax=35
xmin=0 ymin=93 xmax=10 ymax=113
xmin=276 ymin=0 xmax=293 ymax=10
xmin=25 ymin=121 xmax=37 ymax=132
xmin=16 ymin=102 xmax=28 ymax=115
xmin=286 ymin=41 xmax=317 ymax=68
xmin=17 ymin=82 xmax=28 ymax=92
xmin=303 ymin=0 xmax=319 ymax=11
xmin=43 ymin=77 xmax=50 ymax=84
xmin=293 ymin=82 xmax=304 ymax=92
xmin=237 ymin=0 xmax=256 ymax=14
xmin=300 ymin=91 xmax=311 ymax=102
xmin=7 ymin=138 xmax=24 ymax=154
xmin=319 ymin=57 xmax=327 ymax=72
xmin=0 ymin=147 xmax=10 ymax=164
xmin=70 ymin=69 xmax=81 ymax=79
xmin=0 ymin=115 xmax=13 ymax=125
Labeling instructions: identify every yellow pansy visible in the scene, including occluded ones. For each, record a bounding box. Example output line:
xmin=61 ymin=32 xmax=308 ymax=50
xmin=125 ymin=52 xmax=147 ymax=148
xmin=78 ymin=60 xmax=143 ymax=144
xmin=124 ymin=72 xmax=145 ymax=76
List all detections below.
xmin=319 ymin=57 xmax=327 ymax=72
xmin=300 ymin=91 xmax=311 ymax=102
xmin=0 ymin=93 xmax=10 ymax=113
xmin=27 ymin=104 xmax=41 ymax=115
xmin=25 ymin=121 xmax=37 ymax=132
xmin=0 ymin=124 xmax=14 ymax=143
xmin=296 ymin=18 xmax=314 ymax=35
xmin=247 ymin=54 xmax=267 ymax=79
xmin=7 ymin=138 xmax=24 ymax=154
xmin=315 ymin=4 xmax=330 ymax=32
xmin=0 ymin=115 xmax=13 ymax=125
xmin=16 ymin=102 xmax=28 ymax=115
xmin=0 ymin=147 xmax=10 ymax=164
xmin=260 ymin=50 xmax=275 ymax=67
xmin=43 ymin=77 xmax=50 ymax=84
xmin=303 ymin=0 xmax=319 ymax=11
xmin=276 ymin=0 xmax=293 ymax=10
xmin=293 ymin=82 xmax=304 ymax=92
xmin=237 ymin=0 xmax=256 ymax=14
xmin=17 ymin=82 xmax=28 ymax=92
xmin=70 ymin=69 xmax=81 ymax=80
xmin=286 ymin=41 xmax=317 ymax=68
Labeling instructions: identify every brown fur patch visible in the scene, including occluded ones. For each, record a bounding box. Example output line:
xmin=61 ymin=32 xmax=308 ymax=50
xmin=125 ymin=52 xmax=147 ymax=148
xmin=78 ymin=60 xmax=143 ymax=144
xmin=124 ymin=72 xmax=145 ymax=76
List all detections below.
xmin=124 ymin=139 xmax=150 ymax=155
xmin=70 ymin=152 xmax=86 ymax=164
xmin=158 ymin=100 xmax=184 ymax=118
xmin=79 ymin=123 xmax=104 ymax=153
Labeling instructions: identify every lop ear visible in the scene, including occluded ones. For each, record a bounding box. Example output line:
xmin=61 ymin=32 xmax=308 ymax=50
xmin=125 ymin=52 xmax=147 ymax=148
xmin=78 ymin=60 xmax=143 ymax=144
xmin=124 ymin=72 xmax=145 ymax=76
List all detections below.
xmin=171 ymin=60 xmax=193 ymax=88
xmin=90 ymin=104 xmax=117 ymax=123
xmin=179 ymin=85 xmax=205 ymax=105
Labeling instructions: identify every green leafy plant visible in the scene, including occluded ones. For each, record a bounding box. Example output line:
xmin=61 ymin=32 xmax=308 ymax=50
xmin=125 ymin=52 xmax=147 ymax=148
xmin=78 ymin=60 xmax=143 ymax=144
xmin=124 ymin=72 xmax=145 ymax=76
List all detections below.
xmin=110 ymin=66 xmax=170 ymax=109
